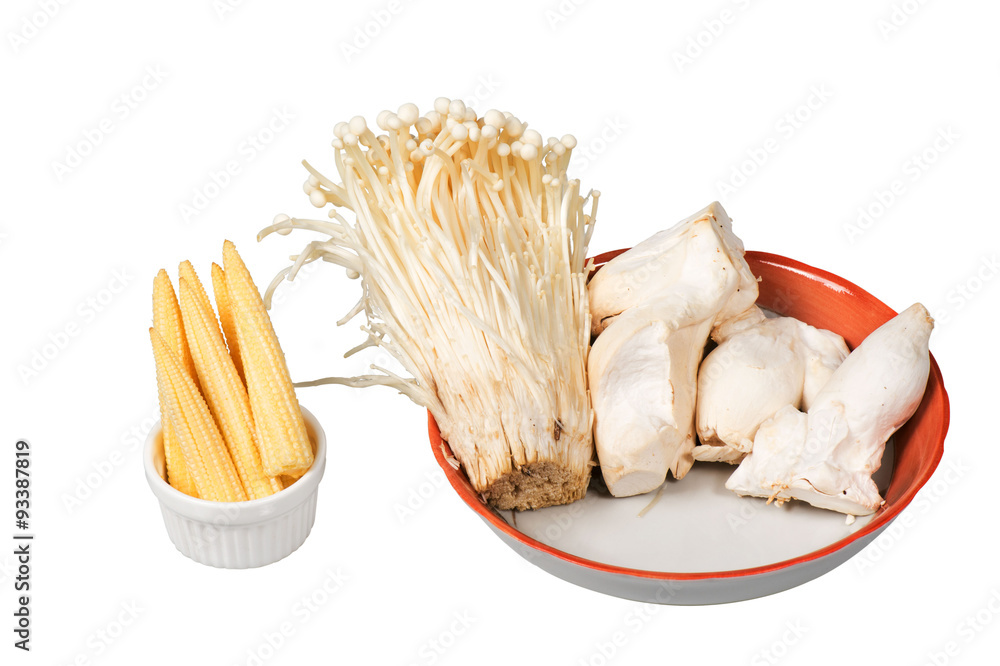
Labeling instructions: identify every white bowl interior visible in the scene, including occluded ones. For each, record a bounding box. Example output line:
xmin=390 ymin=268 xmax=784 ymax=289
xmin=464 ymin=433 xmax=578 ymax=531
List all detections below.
xmin=499 ymin=439 xmax=893 ymax=574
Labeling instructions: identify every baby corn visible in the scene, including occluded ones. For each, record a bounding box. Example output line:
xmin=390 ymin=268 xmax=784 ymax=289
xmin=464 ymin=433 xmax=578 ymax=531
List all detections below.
xmin=223 ymin=240 xmax=314 ymax=479
xmin=150 ymin=327 xmax=247 ymax=502
xmin=179 ymin=260 xmax=215 ymax=316
xmin=151 ymin=270 xmax=199 ymax=498
xmin=211 ymin=263 xmax=246 ymax=386
xmin=178 ymin=276 xmax=282 ymax=500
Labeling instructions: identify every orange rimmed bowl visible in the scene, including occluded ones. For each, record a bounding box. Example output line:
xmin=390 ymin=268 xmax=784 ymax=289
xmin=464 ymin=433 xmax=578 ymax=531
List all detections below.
xmin=428 ymin=250 xmax=950 ymax=605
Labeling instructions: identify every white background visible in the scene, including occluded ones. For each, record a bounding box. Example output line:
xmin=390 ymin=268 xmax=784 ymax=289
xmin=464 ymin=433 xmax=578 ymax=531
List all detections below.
xmin=2 ymin=0 xmax=997 ymax=664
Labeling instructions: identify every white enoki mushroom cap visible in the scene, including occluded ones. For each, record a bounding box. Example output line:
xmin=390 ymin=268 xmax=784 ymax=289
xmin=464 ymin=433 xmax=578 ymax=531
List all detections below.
xmin=273 ymin=213 xmax=293 ymax=235
xmin=506 ymin=120 xmax=524 ymax=140
xmin=396 ymin=103 xmax=419 ymax=126
xmin=311 ymin=102 xmax=583 ymax=206
xmin=483 ymin=109 xmax=506 ymax=129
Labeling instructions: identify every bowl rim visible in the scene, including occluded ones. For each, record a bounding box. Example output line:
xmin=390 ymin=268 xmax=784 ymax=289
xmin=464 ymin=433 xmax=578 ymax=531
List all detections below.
xmin=144 ymin=405 xmax=327 ymax=525
xmin=428 ymin=249 xmax=950 ymax=581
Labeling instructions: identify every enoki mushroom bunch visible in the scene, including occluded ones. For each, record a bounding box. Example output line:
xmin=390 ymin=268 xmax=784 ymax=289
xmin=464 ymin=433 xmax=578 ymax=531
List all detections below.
xmin=261 ymin=98 xmax=599 ymax=510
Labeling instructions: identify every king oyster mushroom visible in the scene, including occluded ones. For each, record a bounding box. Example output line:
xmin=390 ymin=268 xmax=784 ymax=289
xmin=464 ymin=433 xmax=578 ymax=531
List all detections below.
xmin=588 ymin=202 xmax=757 ymax=336
xmin=588 ymin=202 xmax=757 ymax=497
xmin=725 ymin=303 xmax=934 ymax=516
xmin=693 ymin=307 xmax=850 ymax=464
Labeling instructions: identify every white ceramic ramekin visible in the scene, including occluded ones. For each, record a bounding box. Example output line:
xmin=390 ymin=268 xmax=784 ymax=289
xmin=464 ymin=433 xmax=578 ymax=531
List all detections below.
xmin=144 ymin=406 xmax=327 ymax=569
